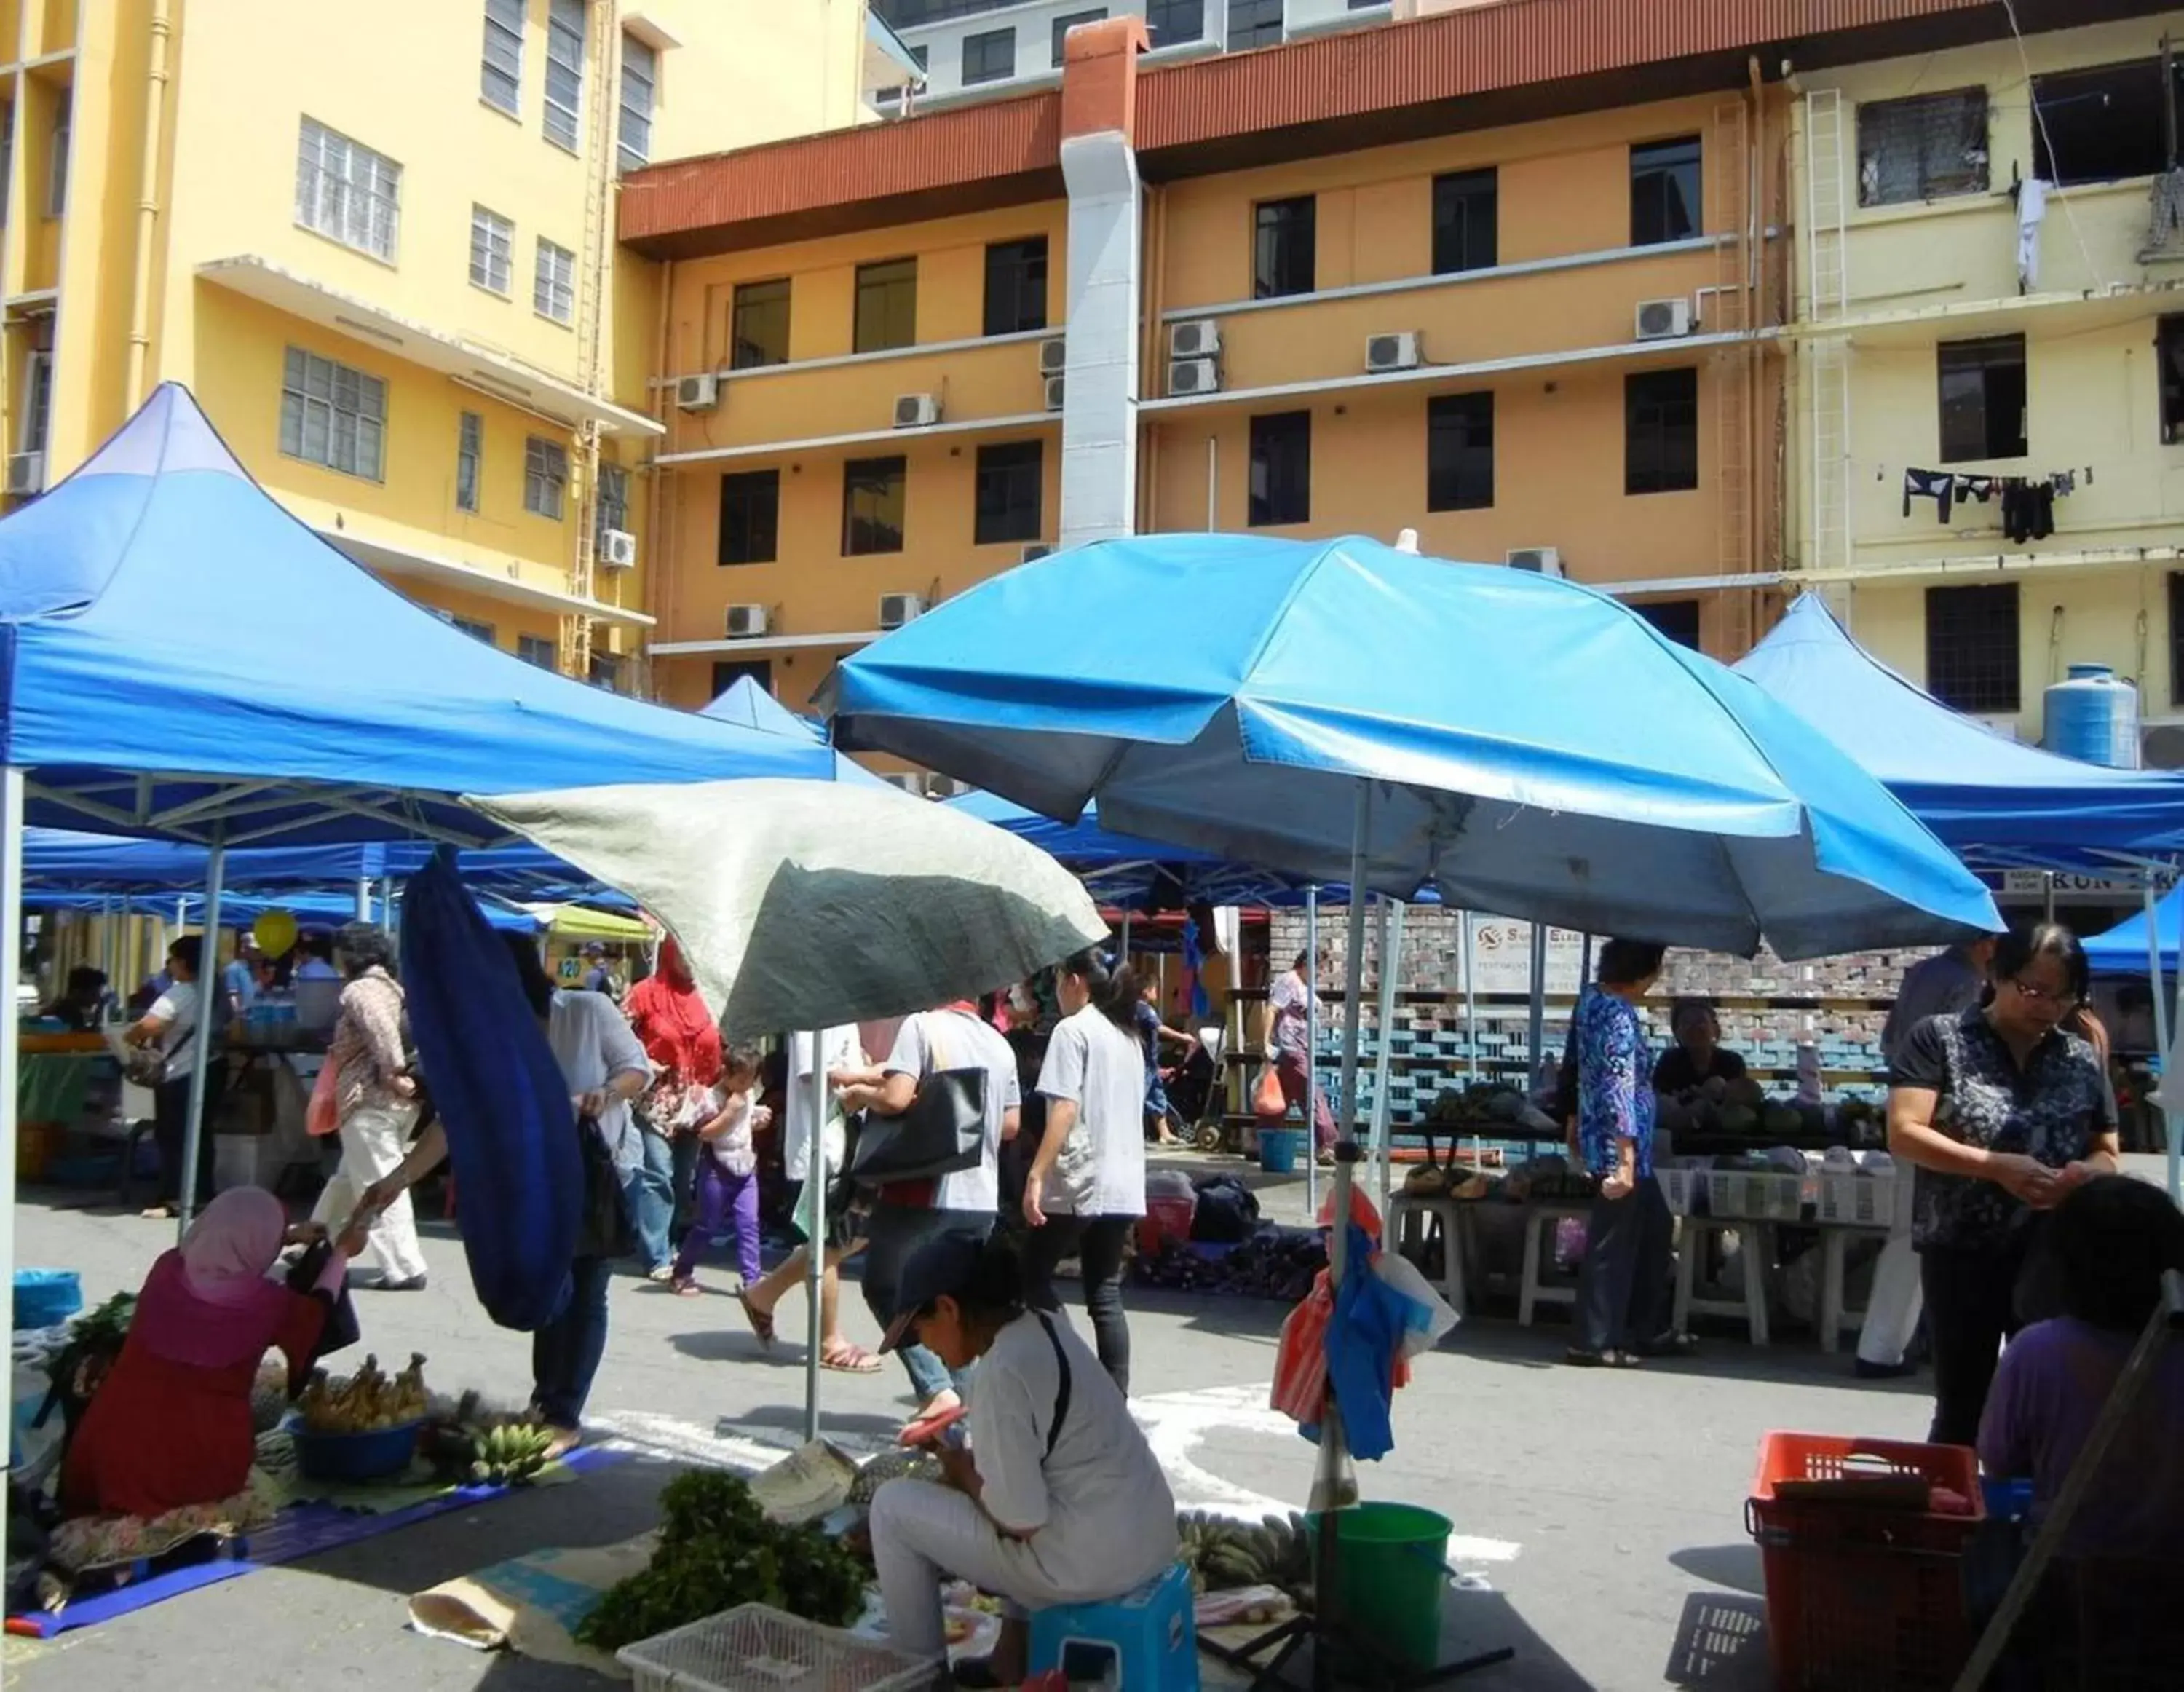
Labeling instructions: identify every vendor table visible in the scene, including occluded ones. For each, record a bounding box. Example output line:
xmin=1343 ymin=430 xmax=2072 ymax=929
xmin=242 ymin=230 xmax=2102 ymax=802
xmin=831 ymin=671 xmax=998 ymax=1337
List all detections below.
xmin=17 ymin=1051 xmax=99 ymax=1126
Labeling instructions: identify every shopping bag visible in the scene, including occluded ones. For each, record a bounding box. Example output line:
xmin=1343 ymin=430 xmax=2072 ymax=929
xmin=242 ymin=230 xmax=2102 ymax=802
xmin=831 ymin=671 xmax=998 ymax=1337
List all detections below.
xmin=1253 ymin=1067 xmax=1287 ymax=1121
xmin=306 ymin=1056 xmax=341 ymax=1137
xmin=1270 ymin=1270 xmax=1334 ymax=1425
xmin=1372 ymin=1248 xmax=1462 ymax=1355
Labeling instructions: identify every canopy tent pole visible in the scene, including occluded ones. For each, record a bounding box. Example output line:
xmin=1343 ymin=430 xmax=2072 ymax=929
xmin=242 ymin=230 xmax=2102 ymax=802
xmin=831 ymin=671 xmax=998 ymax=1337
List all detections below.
xmin=1369 ymin=899 xmax=1406 ymax=1214
xmin=1525 ymin=925 xmax=1548 ymax=1100
xmin=1304 ymin=887 xmax=1320 ymax=1218
xmin=802 ymin=1040 xmax=828 ymax=1442
xmin=1119 ymin=908 xmax=1131 ymax=960
xmin=175 ymin=829 xmax=227 ymax=1238
xmin=1334 ymin=790 xmax=1374 ymax=1177
xmin=0 ymin=772 xmax=23 ymax=1561
xmin=2154 ymin=877 xmax=2183 ymax=1204
xmin=2043 ymin=871 xmax=2056 ymax=922
xmin=100 ymin=895 xmax=116 ymax=1011
xmin=355 ymin=875 xmax=371 ymax=920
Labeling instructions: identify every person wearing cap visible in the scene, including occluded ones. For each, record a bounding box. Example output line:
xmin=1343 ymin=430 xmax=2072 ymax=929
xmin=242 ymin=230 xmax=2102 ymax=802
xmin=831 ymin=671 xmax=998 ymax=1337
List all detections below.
xmin=866 ymin=1233 xmax=1179 ymax=1681
xmin=579 ymin=942 xmax=616 ymax=998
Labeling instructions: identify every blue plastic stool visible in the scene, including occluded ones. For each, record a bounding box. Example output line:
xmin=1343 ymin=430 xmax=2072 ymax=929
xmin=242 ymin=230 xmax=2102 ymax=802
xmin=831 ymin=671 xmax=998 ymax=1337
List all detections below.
xmin=1029 ymin=1562 xmax=1198 ymax=1690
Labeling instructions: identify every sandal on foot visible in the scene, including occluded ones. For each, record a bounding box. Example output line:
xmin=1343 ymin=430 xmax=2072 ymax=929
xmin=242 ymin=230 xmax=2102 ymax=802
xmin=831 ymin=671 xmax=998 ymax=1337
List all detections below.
xmin=737 ymin=1291 xmax=777 ymax=1349
xmin=1605 ymin=1350 xmax=1645 ymax=1369
xmin=645 ymin=1265 xmax=675 ymax=1284
xmin=671 ymin=1276 xmax=701 ymax=1297
xmin=1564 ymin=1348 xmax=1607 ymax=1368
xmin=820 ymin=1343 xmax=884 ymax=1375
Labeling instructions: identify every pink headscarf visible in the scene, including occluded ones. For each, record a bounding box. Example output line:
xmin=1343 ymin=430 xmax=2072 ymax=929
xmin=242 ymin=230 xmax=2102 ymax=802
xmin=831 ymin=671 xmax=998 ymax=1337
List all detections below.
xmin=179 ymin=1188 xmax=289 ymax=1307
xmin=133 ymin=1187 xmax=301 ymax=1369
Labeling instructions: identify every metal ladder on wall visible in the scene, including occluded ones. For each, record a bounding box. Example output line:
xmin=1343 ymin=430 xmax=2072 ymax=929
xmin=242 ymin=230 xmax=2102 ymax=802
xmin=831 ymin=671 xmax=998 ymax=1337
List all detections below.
xmin=1803 ymin=89 xmax=1853 ymax=582
xmin=558 ymin=0 xmax=620 ymax=684
xmin=1708 ymin=99 xmax=1756 ymax=653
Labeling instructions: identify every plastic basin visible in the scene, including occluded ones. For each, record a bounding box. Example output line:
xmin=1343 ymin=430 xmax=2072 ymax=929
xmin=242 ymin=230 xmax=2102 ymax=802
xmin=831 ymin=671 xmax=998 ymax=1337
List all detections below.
xmin=1258 ymin=1128 xmax=1306 ymax=1174
xmin=14 ymin=1269 xmax=83 ymax=1331
xmin=284 ymin=1414 xmax=424 ymax=1483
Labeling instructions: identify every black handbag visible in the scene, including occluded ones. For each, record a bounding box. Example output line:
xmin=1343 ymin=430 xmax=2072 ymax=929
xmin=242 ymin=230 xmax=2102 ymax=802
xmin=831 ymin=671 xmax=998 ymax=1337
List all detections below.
xmin=575 ymin=1112 xmax=633 ymax=1260
xmin=848 ymin=1067 xmax=988 ymax=1186
xmin=285 ymin=1241 xmax=360 ymax=1388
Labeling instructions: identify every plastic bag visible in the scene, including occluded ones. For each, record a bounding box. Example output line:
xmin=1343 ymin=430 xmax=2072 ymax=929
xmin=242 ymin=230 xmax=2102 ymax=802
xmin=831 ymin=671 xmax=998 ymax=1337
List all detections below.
xmin=1254 ymin=1066 xmax=1287 ymax=1122
xmin=1270 ymin=1271 xmax=1332 ymax=1425
xmin=1372 ymin=1246 xmax=1461 ymax=1354
xmin=305 ymin=1056 xmax=341 ymax=1138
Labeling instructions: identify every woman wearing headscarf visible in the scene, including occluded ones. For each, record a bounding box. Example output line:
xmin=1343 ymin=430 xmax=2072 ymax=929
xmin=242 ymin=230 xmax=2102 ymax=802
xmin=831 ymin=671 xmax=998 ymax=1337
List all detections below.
xmin=310 ymin=923 xmax=424 ymax=1290
xmin=623 ymin=936 xmax=723 ymax=1281
xmin=63 ymin=1189 xmax=365 ymax=1519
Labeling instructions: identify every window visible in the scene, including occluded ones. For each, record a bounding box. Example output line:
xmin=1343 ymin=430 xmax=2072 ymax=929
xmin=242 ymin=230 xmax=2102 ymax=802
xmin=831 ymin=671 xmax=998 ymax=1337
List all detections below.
xmin=1937 ymin=335 xmax=2027 ymax=463
xmin=854 ymin=258 xmax=917 ymax=354
xmin=524 ymin=435 xmax=569 ymax=518
xmin=295 ymin=118 xmax=401 ymax=260
xmin=588 ymin=652 xmax=626 ymax=692
xmin=469 ymin=205 xmax=514 ymax=293
xmin=47 ymin=92 xmax=68 ymax=217
xmin=983 ymin=238 xmax=1048 ymax=337
xmin=1253 ymin=196 xmax=1315 ymax=299
xmin=518 ymin=633 xmax=557 ymax=670
xmin=618 ymin=33 xmax=656 ymax=171
xmin=18 ymin=351 xmax=52 ymax=456
xmin=1856 ymin=88 xmax=1988 ymax=207
xmin=1227 ymin=0 xmax=1282 ymax=50
xmin=1431 ymin=168 xmax=1497 ymax=275
xmin=842 ymin=455 xmax=906 ymax=555
xmin=2032 ymin=59 xmax=2184 ymax=187
xmin=594 ymin=461 xmax=629 ymax=547
xmin=1145 ymin=0 xmax=1204 ymax=49
xmin=1634 ymin=599 xmax=1701 ymax=650
xmin=713 ymin=658 xmax=775 ymax=697
xmin=1053 ymin=9 xmax=1104 ymax=67
xmin=1624 ymin=368 xmax=1699 ymax=495
xmin=482 ymin=0 xmax=524 ymax=114
xmin=447 ymin=614 xmax=496 ymax=644
xmin=279 ymin=347 xmax=386 ymax=481
xmin=534 ymin=237 xmax=576 ymax=324
xmin=1426 ymin=392 xmax=1493 ymax=512
xmin=974 ymin=440 xmax=1042 ymax=545
xmin=719 ymin=470 xmax=780 ymax=565
xmin=544 ymin=0 xmax=585 ymax=151
xmin=962 ymin=27 xmax=1014 ymax=84
xmin=1249 ymin=411 xmax=1310 ymax=526
xmin=1631 ymin=135 xmax=1701 ymax=247
xmin=1926 ymin=582 xmax=2020 ymax=713
xmin=456 ymin=411 xmax=483 ymax=513
xmin=731 ymin=279 xmax=791 ymax=369
xmin=2160 ymin=316 xmax=2184 ymax=445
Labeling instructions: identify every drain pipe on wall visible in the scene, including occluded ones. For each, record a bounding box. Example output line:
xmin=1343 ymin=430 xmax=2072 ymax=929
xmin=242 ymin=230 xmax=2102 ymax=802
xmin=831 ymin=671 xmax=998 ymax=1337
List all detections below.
xmin=124 ymin=0 xmax=175 ymax=410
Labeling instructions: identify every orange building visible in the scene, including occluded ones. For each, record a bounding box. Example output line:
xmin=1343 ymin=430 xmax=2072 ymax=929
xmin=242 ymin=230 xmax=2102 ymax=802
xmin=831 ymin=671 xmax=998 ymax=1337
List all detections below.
xmin=620 ymin=0 xmax=2043 ymax=727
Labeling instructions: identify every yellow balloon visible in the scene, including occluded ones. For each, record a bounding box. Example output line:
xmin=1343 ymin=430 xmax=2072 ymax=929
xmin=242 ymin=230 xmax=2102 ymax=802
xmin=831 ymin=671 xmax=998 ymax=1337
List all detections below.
xmin=253 ymin=909 xmax=299 ymax=957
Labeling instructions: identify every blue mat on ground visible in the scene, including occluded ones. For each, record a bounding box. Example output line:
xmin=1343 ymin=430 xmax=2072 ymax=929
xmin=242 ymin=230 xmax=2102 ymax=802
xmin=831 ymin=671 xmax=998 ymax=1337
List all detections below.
xmin=8 ymin=1444 xmax=625 ymax=1638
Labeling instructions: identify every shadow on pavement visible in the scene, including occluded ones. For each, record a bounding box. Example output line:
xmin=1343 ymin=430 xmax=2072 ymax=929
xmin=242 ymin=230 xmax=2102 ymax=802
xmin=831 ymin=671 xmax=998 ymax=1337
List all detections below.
xmin=1669 ymin=1543 xmax=1765 ymax=1597
xmin=1431 ymin=1315 xmax=1935 ymax=1396
xmin=724 ymin=1403 xmax=903 ymax=1444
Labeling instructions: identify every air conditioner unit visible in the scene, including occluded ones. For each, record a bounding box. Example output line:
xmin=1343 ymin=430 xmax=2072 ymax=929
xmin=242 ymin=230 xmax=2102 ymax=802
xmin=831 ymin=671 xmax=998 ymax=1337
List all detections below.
xmin=599 ymin=528 xmax=637 ymax=569
xmin=1021 ymin=542 xmax=1054 ymax=563
xmin=878 ymin=590 xmax=927 ymax=630
xmin=2143 ymin=721 xmax=2184 ymax=770
xmin=676 ymin=372 xmax=721 ymax=412
xmin=1044 ymin=375 xmax=1066 ymax=411
xmin=1039 ymin=338 xmax=1067 ymax=377
xmin=893 ymin=393 xmax=941 ymax=428
xmin=1168 ymin=357 xmax=1220 ymax=397
xmin=1634 ymin=297 xmax=1694 ymax=341
xmin=1506 ymin=546 xmax=1564 ymax=577
xmin=6 ymin=451 xmax=44 ymax=497
xmin=882 ymin=771 xmax=926 ymax=796
xmin=1365 ymin=331 xmax=1420 ymax=373
xmin=724 ymin=603 xmax=769 ymax=639
xmin=1168 ymin=320 xmax=1221 ymax=360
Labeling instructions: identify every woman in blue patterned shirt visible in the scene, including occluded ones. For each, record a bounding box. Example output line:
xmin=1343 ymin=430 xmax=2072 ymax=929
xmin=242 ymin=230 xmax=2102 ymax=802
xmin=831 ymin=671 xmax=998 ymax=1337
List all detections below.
xmin=1568 ymin=938 xmax=1677 ymax=1367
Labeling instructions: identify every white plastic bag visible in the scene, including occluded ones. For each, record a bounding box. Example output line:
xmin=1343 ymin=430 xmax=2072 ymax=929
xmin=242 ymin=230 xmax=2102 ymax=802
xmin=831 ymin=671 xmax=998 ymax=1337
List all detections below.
xmin=1372 ymin=1246 xmax=1461 ymax=1354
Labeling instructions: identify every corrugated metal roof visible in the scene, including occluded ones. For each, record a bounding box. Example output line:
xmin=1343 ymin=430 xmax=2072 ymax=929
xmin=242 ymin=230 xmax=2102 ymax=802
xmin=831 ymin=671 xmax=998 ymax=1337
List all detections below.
xmin=618 ymin=0 xmax=2003 ymax=254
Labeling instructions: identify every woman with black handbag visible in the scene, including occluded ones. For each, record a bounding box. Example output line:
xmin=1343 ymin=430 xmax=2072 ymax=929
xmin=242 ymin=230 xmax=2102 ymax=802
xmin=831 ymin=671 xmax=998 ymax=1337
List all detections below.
xmin=835 ymin=1000 xmax=1021 ymax=1436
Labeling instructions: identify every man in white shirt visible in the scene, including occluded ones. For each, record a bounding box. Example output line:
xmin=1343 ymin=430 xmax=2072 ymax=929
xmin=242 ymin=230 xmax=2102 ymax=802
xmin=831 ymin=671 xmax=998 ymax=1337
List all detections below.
xmin=124 ymin=936 xmax=226 ymax=1219
xmin=836 ymin=1002 xmax=1021 ymax=1428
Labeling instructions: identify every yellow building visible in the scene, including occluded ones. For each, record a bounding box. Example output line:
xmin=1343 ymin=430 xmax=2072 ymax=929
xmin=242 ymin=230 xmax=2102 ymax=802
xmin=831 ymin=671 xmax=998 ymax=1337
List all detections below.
xmin=1788 ymin=1 xmax=2184 ymax=758
xmin=0 ymin=0 xmax=895 ymax=684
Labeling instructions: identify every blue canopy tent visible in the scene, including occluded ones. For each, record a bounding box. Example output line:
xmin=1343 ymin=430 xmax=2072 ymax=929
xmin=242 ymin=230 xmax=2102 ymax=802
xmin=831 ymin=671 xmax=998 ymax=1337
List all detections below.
xmin=700 ymin=678 xmax=890 ymax=786
xmin=23 ymin=887 xmax=538 ymax=933
xmin=2086 ymin=884 xmax=2184 ymax=978
xmin=0 ymin=384 xmax=838 ymax=1379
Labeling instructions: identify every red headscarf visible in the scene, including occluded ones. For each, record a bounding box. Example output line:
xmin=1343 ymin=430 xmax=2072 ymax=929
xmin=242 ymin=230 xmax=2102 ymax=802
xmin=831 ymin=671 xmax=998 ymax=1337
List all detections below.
xmin=626 ymin=936 xmax=723 ymax=1088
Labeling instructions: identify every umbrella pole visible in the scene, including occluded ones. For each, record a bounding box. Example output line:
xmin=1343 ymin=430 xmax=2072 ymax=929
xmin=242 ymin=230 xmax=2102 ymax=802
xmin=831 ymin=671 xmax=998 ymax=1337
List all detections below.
xmin=803 ymin=1036 xmax=828 ymax=1442
xmin=1369 ymin=899 xmax=1405 ymax=1215
xmin=1305 ymin=887 xmax=1320 ymax=1217
xmin=177 ymin=829 xmax=227 ymax=1238
xmin=2150 ymin=876 xmax=2181 ymax=1205
xmin=0 ymin=771 xmax=22 ymax=1565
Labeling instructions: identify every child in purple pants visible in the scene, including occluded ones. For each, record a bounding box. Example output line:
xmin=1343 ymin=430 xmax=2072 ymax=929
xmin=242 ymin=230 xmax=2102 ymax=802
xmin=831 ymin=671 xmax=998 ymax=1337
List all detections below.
xmin=672 ymin=1046 xmax=771 ymax=1296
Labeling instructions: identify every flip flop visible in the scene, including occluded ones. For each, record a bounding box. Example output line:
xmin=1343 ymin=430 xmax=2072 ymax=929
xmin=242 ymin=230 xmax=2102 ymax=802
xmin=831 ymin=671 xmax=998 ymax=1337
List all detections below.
xmin=899 ymin=1400 xmax=969 ymax=1447
xmin=820 ymin=1343 xmax=884 ymax=1375
xmin=737 ymin=1291 xmax=777 ymax=1349
xmin=672 ymin=1276 xmax=702 ymax=1297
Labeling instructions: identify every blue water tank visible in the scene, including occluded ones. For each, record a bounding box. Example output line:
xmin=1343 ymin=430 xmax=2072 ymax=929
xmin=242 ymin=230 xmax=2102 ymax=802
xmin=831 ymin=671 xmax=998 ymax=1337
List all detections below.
xmin=2042 ymin=663 xmax=2141 ymax=768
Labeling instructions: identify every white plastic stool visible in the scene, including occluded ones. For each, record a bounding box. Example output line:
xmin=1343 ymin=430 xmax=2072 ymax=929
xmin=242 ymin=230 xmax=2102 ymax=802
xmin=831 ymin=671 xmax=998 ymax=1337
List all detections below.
xmin=1389 ymin=1193 xmax=1468 ymax=1313
xmin=1817 ymin=1224 xmax=1891 ymax=1353
xmin=1673 ymin=1217 xmax=1773 ymax=1345
xmin=1518 ymin=1203 xmax=1588 ymax=1327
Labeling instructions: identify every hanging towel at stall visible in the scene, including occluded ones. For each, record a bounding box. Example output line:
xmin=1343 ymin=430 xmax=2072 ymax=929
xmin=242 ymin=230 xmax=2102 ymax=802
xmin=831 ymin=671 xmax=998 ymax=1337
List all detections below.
xmin=401 ymin=847 xmax=583 ymax=1331
xmin=2017 ymin=178 xmax=2049 ymax=291
xmin=1903 ymin=468 xmax=1955 ymax=522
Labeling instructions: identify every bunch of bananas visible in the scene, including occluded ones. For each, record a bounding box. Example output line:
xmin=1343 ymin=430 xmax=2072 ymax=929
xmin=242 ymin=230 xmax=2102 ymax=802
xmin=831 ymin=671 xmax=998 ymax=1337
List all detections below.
xmin=1177 ymin=1511 xmax=1314 ymax=1598
xmin=297 ymin=1352 xmax=429 ymax=1434
xmin=467 ymin=1423 xmax=557 ymax=1487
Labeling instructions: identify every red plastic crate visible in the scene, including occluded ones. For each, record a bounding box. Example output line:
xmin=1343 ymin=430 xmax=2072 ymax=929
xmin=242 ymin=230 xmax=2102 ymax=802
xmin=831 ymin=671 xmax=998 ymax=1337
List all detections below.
xmin=1746 ymin=1432 xmax=1985 ymax=1692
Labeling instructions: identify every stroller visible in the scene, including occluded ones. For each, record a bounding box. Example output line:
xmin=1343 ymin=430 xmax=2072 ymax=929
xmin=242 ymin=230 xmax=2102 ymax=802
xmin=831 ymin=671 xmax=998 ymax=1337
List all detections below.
xmin=1159 ymin=1026 xmax=1229 ymax=1150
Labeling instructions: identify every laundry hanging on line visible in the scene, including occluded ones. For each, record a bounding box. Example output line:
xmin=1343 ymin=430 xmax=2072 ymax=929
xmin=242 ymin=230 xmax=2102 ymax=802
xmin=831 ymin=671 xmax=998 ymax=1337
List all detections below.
xmin=1900 ymin=467 xmax=2083 ymax=544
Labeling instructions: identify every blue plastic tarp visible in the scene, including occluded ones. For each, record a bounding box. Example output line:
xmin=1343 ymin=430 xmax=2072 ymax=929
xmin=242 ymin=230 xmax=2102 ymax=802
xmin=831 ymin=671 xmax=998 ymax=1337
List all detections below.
xmin=0 ymin=385 xmax=834 ymax=844
xmin=1733 ymin=595 xmax=2184 ymax=868
xmin=828 ymin=533 xmax=2002 ymax=958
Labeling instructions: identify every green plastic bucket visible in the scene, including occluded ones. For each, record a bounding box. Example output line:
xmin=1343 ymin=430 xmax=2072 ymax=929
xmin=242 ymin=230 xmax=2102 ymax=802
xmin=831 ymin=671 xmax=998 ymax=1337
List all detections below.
xmin=1306 ymin=1503 xmax=1453 ymax=1669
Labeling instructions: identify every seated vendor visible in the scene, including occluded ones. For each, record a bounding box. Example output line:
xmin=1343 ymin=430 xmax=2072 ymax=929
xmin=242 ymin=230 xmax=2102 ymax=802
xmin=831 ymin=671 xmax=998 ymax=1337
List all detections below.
xmin=62 ymin=1188 xmax=364 ymax=1521
xmin=1651 ymin=999 xmax=1748 ymax=1096
xmin=39 ymin=966 xmax=108 ymax=1030
xmin=868 ymin=1231 xmax=1179 ymax=1685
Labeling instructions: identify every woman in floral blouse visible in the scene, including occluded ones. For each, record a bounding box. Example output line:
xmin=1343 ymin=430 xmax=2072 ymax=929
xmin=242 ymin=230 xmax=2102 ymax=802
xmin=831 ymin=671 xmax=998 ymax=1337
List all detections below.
xmin=1567 ymin=938 xmax=1677 ymax=1368
xmin=309 ymin=924 xmax=424 ymax=1289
